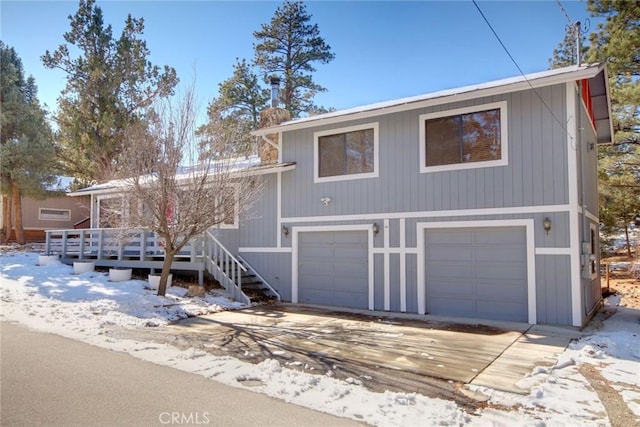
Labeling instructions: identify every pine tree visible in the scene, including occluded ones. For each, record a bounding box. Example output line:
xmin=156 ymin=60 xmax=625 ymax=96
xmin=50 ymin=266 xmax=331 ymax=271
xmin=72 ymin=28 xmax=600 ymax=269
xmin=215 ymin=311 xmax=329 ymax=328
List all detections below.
xmin=198 ymin=59 xmax=270 ymax=156
xmin=42 ymin=0 xmax=178 ymax=187
xmin=586 ymin=0 xmax=640 ymax=257
xmin=0 ymin=42 xmax=57 ymax=243
xmin=253 ymin=1 xmax=335 ymax=117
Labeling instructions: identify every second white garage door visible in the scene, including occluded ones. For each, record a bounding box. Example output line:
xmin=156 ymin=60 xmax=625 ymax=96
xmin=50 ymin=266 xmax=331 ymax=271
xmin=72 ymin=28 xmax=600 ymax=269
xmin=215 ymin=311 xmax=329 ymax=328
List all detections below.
xmin=425 ymin=227 xmax=528 ymax=322
xmin=298 ymin=230 xmax=369 ymax=309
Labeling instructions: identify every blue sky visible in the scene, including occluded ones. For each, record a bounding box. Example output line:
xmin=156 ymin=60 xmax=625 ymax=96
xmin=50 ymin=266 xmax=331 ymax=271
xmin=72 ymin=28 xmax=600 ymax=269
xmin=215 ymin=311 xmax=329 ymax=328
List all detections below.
xmin=1 ymin=1 xmax=598 ymax=119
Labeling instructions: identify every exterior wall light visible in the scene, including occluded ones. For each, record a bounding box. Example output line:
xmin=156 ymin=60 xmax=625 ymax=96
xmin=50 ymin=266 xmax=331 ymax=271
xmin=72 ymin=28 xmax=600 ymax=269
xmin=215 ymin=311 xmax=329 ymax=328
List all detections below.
xmin=372 ymin=223 xmax=380 ymax=235
xmin=281 ymin=225 xmax=289 ymax=237
xmin=321 ymin=197 xmax=332 ymax=206
xmin=543 ymin=218 xmax=552 ymax=235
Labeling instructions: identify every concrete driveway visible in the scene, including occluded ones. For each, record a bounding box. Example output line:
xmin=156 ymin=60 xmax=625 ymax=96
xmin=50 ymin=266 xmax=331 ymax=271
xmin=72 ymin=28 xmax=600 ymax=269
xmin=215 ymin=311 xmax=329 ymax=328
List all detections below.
xmin=165 ymin=304 xmax=582 ymax=398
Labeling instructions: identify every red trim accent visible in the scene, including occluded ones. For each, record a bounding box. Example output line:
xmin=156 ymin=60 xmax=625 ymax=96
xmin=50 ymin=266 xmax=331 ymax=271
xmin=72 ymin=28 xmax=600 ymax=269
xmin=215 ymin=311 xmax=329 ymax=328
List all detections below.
xmin=581 ymin=79 xmax=596 ymax=130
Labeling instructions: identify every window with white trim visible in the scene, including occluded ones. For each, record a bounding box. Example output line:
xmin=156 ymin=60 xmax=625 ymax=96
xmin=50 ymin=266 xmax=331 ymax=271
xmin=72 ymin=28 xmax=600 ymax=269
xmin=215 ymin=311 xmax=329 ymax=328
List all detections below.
xmin=419 ymin=101 xmax=508 ymax=173
xmin=215 ymin=186 xmax=239 ymax=229
xmin=314 ymin=123 xmax=379 ymax=183
xmin=38 ymin=208 xmax=70 ymax=221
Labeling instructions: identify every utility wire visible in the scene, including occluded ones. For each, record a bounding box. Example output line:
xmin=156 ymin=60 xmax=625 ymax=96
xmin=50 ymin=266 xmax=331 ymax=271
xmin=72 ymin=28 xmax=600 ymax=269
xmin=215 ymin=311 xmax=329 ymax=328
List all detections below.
xmin=471 ymin=0 xmax=576 ymax=145
xmin=556 ymin=0 xmax=574 ymax=26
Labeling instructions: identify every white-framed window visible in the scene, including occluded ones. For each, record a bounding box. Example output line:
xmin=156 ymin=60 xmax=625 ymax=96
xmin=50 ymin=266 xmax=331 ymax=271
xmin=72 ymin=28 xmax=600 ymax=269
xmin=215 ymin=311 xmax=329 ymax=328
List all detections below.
xmin=419 ymin=101 xmax=508 ymax=173
xmin=314 ymin=122 xmax=379 ymax=183
xmin=38 ymin=208 xmax=71 ymax=221
xmin=215 ymin=185 xmax=239 ymax=229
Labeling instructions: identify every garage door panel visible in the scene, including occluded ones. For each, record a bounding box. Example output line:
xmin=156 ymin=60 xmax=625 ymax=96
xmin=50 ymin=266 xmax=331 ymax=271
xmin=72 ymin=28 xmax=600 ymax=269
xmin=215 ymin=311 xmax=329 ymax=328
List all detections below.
xmin=334 ymin=246 xmax=368 ymax=259
xmin=425 ymin=227 xmax=528 ymax=322
xmin=474 ymin=247 xmax=525 ymax=263
xmin=426 ymin=247 xmax=473 ymax=262
xmin=298 ymin=230 xmax=368 ymax=310
xmin=476 ymin=301 xmax=527 ymax=321
xmin=334 ymin=262 xmax=368 ymax=277
xmin=428 ymin=231 xmax=474 ymax=245
xmin=426 ymin=264 xmax=474 ymax=281
xmin=475 ymin=280 xmax=527 ymax=299
xmin=474 ymin=229 xmax=522 ymax=244
xmin=475 ymin=264 xmax=525 ymax=280
xmin=427 ymin=281 xmax=474 ymax=296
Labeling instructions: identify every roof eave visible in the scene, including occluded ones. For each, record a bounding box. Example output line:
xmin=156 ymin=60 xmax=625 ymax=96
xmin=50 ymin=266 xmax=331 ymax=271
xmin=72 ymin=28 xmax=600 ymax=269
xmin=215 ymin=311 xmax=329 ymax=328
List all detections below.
xmin=252 ymin=64 xmax=606 ymax=136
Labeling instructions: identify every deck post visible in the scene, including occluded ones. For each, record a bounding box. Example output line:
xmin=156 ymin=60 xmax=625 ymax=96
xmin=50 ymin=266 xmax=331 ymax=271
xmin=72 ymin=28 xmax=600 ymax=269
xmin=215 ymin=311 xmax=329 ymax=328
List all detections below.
xmin=45 ymin=232 xmax=51 ymax=255
xmin=98 ymin=230 xmax=104 ymax=259
xmin=78 ymin=230 xmax=86 ymax=260
xmin=61 ymin=231 xmax=68 ymax=257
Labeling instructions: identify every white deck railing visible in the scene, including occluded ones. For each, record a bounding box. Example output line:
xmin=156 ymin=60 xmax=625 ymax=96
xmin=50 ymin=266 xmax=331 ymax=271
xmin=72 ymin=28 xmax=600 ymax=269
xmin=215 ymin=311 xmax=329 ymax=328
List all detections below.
xmin=205 ymin=230 xmax=250 ymax=305
xmin=44 ymin=228 xmax=205 ymax=264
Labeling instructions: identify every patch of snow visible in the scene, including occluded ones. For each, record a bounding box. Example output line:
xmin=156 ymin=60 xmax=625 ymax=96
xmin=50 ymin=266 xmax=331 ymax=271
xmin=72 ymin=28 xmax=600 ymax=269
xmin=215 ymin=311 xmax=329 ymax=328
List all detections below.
xmin=2 ymin=251 xmax=639 ymax=426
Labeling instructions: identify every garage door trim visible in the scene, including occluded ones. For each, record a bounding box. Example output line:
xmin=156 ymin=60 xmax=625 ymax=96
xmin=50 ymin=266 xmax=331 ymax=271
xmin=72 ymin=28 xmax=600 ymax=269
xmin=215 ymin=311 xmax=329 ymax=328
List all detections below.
xmin=416 ymin=219 xmax=537 ymax=324
xmin=292 ymin=224 xmax=375 ymax=310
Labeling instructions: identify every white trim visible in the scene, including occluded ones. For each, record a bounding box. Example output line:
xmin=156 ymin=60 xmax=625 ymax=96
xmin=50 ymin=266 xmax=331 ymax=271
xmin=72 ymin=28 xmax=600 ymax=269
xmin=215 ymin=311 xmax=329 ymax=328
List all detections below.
xmin=277 ymin=172 xmax=282 ymax=248
xmin=383 ymin=219 xmax=390 ymax=311
xmin=38 ymin=208 xmax=71 ymax=222
xmin=283 ymin=203 xmax=571 ymax=223
xmin=566 ymin=82 xmax=582 ymax=327
xmin=291 ymin=224 xmax=375 ymax=310
xmin=419 ymin=101 xmax=508 ymax=174
xmin=535 ymin=247 xmax=572 ymax=255
xmin=399 ymin=218 xmax=407 ymax=312
xmin=313 ymin=122 xmax=379 ymax=183
xmin=239 ymin=247 xmax=292 ymax=253
xmin=583 ymin=209 xmax=598 ymax=223
xmin=416 ymin=219 xmax=537 ymax=324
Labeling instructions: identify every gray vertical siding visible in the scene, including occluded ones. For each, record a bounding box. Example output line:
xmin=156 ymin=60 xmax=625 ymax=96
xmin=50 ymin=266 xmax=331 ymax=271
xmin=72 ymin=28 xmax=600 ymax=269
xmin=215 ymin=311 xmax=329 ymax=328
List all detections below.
xmin=536 ymin=255 xmax=572 ymax=325
xmin=281 ymin=85 xmax=568 ymax=219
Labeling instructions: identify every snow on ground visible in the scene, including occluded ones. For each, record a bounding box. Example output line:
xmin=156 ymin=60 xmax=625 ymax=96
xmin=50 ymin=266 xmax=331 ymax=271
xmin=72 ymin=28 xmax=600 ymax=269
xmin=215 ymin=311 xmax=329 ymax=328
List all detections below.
xmin=1 ymin=251 xmax=639 ymax=426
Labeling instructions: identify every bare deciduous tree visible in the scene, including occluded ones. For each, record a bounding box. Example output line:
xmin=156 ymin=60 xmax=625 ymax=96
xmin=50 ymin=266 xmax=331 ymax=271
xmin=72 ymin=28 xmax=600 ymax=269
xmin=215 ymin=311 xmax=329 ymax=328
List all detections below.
xmin=117 ymin=83 xmax=262 ymax=296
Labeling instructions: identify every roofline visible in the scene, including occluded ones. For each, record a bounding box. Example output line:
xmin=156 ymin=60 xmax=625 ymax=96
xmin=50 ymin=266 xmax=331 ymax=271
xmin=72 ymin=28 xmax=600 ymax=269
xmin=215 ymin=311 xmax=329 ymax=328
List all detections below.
xmin=252 ymin=63 xmax=606 ymax=136
xmin=67 ymin=162 xmax=296 ymax=197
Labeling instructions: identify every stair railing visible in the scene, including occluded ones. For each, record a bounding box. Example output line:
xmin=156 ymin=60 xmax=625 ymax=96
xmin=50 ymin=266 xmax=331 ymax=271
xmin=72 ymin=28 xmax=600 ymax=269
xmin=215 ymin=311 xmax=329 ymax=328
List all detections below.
xmin=204 ymin=230 xmax=250 ymax=305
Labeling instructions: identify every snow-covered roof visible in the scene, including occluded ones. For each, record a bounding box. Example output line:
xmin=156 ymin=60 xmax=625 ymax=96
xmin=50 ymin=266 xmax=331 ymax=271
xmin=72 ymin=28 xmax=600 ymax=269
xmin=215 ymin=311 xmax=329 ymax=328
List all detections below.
xmin=252 ymin=63 xmax=612 ymax=144
xmin=68 ymin=155 xmax=295 ymax=196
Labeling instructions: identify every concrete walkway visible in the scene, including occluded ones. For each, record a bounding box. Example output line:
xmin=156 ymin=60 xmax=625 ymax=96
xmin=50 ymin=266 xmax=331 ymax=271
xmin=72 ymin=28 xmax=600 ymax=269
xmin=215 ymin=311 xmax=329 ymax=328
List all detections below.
xmin=173 ymin=304 xmax=581 ymax=395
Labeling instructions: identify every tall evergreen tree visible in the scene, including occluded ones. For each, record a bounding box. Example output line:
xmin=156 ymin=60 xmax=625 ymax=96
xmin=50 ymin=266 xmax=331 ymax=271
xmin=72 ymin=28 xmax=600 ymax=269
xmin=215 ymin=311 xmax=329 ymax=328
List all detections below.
xmin=198 ymin=59 xmax=269 ymax=156
xmin=253 ymin=0 xmax=334 ymax=117
xmin=0 ymin=42 xmax=57 ymax=243
xmin=586 ymin=0 xmax=639 ymax=257
xmin=42 ymin=0 xmax=178 ymax=187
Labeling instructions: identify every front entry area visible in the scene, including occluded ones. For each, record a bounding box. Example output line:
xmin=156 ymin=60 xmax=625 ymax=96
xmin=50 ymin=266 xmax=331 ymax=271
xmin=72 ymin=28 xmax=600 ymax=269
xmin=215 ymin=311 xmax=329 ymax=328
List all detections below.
xmin=424 ymin=227 xmax=528 ymax=322
xmin=297 ymin=230 xmax=369 ymax=309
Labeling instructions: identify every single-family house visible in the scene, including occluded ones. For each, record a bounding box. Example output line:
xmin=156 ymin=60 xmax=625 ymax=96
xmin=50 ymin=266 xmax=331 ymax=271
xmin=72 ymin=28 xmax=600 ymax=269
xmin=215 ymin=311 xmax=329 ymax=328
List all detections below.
xmin=1 ymin=179 xmax=90 ymax=242
xmin=50 ymin=63 xmax=612 ymax=328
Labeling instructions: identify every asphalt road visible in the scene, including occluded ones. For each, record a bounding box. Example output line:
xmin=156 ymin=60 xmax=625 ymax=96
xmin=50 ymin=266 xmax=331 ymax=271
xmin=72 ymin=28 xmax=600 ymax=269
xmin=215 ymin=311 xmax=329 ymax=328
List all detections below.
xmin=0 ymin=322 xmax=362 ymax=427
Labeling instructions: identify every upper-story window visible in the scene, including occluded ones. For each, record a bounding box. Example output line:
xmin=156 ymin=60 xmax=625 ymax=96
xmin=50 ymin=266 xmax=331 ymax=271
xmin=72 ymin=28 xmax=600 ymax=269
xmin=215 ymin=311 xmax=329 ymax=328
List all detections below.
xmin=314 ymin=123 xmax=379 ymax=183
xmin=419 ymin=101 xmax=508 ymax=173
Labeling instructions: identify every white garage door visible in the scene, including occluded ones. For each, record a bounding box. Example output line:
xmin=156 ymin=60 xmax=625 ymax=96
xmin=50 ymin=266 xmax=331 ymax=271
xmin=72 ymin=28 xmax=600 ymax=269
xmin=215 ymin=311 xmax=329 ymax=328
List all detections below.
xmin=298 ymin=231 xmax=368 ymax=309
xmin=425 ymin=227 xmax=528 ymax=322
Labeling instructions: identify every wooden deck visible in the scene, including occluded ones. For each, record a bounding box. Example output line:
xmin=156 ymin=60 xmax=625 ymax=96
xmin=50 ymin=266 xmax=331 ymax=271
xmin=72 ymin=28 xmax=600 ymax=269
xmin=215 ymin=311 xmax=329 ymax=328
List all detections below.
xmin=44 ymin=228 xmax=206 ymax=283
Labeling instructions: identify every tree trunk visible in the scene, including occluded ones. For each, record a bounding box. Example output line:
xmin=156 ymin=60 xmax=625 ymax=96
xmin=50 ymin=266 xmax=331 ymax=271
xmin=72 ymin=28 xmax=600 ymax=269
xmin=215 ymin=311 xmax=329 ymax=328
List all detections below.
xmin=624 ymin=222 xmax=631 ymax=258
xmin=2 ymin=196 xmax=11 ymax=243
xmin=157 ymin=250 xmax=176 ymax=297
xmin=11 ymin=182 xmax=25 ymax=245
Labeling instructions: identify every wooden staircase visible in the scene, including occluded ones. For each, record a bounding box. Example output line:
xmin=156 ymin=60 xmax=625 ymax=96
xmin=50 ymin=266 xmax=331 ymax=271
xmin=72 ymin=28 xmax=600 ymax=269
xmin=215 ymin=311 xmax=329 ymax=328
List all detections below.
xmin=205 ymin=231 xmax=280 ymax=305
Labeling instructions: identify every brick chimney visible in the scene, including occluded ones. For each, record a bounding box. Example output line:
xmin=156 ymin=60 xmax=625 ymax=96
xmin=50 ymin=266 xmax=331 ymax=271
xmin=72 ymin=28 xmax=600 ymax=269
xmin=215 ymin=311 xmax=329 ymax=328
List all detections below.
xmin=258 ymin=77 xmax=290 ymax=164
